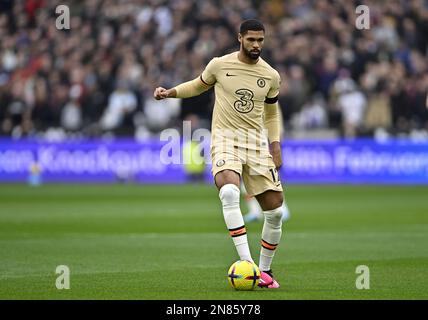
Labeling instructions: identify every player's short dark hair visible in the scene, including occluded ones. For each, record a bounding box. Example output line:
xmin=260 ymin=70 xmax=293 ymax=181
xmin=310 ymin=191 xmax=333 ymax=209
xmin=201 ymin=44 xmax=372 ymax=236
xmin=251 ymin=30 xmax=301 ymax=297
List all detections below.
xmin=239 ymin=19 xmax=265 ymax=35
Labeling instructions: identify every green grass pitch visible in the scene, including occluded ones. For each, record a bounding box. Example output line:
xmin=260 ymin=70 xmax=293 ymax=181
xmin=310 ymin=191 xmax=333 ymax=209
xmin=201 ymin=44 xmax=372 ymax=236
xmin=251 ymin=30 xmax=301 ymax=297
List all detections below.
xmin=0 ymin=183 xmax=427 ymax=300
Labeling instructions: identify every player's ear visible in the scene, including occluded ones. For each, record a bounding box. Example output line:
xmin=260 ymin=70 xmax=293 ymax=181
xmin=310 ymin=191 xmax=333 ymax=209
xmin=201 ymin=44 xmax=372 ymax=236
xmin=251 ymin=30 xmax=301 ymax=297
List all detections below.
xmin=238 ymin=33 xmax=242 ymax=44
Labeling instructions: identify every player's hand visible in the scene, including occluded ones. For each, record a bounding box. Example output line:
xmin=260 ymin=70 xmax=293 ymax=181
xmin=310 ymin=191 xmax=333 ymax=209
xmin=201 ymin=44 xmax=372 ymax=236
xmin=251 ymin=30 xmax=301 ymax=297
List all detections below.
xmin=270 ymin=141 xmax=282 ymax=169
xmin=154 ymin=87 xmax=169 ymax=100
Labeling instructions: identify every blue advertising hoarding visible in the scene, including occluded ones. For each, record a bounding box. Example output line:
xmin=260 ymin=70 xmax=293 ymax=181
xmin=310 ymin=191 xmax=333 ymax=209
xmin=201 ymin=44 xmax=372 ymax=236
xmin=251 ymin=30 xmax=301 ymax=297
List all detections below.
xmin=0 ymin=138 xmax=427 ymax=184
xmin=282 ymin=140 xmax=428 ymax=184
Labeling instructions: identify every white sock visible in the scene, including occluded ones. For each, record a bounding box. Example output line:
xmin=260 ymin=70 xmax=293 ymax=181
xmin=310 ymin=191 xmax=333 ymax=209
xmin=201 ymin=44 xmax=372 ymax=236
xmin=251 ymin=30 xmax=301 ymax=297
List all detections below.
xmin=219 ymin=184 xmax=253 ymax=262
xmin=259 ymin=206 xmax=283 ymax=271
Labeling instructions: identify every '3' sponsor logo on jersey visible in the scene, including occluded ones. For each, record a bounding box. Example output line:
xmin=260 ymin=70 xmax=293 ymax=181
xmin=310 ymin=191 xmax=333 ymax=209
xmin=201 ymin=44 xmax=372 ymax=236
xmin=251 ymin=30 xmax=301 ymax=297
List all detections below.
xmin=234 ymin=89 xmax=254 ymax=113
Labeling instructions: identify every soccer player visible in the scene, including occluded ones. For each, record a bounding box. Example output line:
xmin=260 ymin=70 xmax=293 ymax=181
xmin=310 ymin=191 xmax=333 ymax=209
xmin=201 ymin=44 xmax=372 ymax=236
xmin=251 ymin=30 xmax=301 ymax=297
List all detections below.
xmin=154 ymin=19 xmax=284 ymax=289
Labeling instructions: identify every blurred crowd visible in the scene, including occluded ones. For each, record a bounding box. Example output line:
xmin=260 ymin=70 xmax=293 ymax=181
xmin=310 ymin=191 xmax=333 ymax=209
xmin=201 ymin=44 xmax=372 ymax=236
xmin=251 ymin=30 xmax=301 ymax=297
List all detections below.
xmin=0 ymin=0 xmax=428 ymax=140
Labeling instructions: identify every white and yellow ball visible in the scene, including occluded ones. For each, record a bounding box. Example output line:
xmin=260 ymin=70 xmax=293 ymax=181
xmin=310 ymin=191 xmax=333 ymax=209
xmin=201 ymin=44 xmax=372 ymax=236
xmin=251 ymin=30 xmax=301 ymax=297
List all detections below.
xmin=227 ymin=260 xmax=261 ymax=290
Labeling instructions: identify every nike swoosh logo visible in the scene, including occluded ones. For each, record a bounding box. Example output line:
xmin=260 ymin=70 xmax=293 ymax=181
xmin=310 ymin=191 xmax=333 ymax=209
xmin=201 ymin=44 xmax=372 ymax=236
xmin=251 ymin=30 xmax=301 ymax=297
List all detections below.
xmin=226 ymin=73 xmax=237 ymax=77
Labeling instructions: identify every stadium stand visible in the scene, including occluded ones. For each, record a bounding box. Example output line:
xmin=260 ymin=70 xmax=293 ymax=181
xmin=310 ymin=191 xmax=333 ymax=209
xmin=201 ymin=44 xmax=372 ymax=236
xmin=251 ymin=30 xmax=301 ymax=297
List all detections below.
xmin=0 ymin=0 xmax=427 ymax=140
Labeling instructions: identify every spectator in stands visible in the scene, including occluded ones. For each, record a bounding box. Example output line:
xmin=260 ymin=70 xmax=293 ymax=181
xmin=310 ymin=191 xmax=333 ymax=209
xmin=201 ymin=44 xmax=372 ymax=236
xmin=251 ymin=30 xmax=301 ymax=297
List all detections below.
xmin=332 ymin=73 xmax=367 ymax=138
xmin=100 ymin=79 xmax=137 ymax=134
xmin=61 ymin=84 xmax=83 ymax=132
xmin=364 ymin=81 xmax=392 ymax=135
xmin=292 ymin=93 xmax=328 ymax=131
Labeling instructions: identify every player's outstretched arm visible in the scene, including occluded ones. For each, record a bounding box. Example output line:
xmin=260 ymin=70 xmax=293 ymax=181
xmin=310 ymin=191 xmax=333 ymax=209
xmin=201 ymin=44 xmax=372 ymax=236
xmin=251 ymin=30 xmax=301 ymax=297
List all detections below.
xmin=153 ymin=77 xmax=212 ymax=100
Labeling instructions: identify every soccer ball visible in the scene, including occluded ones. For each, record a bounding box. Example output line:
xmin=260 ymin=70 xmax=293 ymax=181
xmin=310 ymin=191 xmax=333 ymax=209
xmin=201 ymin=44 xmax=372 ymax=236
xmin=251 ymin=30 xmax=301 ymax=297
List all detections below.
xmin=227 ymin=260 xmax=261 ymax=290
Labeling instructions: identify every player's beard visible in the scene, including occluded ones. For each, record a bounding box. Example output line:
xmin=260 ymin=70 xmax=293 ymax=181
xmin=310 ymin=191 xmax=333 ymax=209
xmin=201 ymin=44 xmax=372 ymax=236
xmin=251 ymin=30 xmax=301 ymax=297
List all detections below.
xmin=243 ymin=47 xmax=261 ymax=60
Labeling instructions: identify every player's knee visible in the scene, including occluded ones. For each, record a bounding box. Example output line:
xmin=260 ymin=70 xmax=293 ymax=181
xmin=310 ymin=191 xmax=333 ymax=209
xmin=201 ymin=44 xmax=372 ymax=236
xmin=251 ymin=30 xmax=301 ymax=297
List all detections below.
xmin=219 ymin=184 xmax=240 ymax=206
xmin=264 ymin=198 xmax=283 ymax=211
xmin=258 ymin=191 xmax=283 ymax=211
xmin=273 ymin=193 xmax=284 ymax=209
xmin=264 ymin=206 xmax=283 ymax=225
xmin=215 ymin=170 xmax=240 ymax=190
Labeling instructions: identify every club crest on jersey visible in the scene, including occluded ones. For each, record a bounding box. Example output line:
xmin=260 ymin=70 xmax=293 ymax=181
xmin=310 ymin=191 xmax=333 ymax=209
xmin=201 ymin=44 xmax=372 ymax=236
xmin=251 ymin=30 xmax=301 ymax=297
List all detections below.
xmin=216 ymin=159 xmax=225 ymax=167
xmin=257 ymin=78 xmax=266 ymax=88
